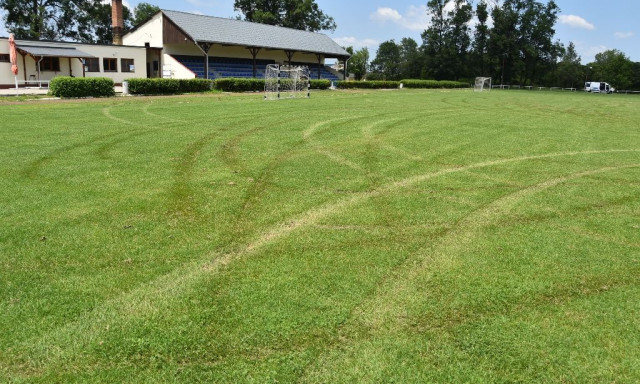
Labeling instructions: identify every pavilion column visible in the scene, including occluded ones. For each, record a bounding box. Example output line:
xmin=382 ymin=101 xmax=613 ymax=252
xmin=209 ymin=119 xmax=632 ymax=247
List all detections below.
xmin=284 ymin=50 xmax=295 ymax=66
xmin=197 ymin=42 xmax=212 ymax=79
xmin=247 ymin=47 xmax=261 ymax=78
xmin=21 ymin=52 xmax=27 ymax=81
xmin=343 ymin=56 xmax=348 ymax=81
xmin=78 ymin=58 xmax=86 ymax=77
xmin=315 ymin=54 xmax=322 ymax=80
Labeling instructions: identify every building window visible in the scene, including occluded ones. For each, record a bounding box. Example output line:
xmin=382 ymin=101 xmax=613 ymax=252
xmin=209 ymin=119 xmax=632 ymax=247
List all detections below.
xmin=121 ymin=58 xmax=134 ymax=72
xmin=41 ymin=57 xmax=60 ymax=71
xmin=0 ymin=54 xmax=9 ymax=62
xmin=85 ymin=58 xmax=99 ymax=72
xmin=103 ymin=58 xmax=117 ymax=72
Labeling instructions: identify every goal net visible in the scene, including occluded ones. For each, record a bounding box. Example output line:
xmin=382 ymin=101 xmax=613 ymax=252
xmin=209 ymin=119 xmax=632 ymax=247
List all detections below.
xmin=265 ymin=64 xmax=310 ymax=100
xmin=474 ymin=77 xmax=492 ymax=92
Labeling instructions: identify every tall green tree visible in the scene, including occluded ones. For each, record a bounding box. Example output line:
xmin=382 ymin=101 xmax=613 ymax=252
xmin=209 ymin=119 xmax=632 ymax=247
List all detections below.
xmin=399 ymin=37 xmax=421 ymax=79
xmin=554 ymin=42 xmax=583 ymax=88
xmin=421 ymin=0 xmax=449 ymax=80
xmin=421 ymin=0 xmax=472 ymax=80
xmin=233 ymin=0 xmax=336 ymax=32
xmin=632 ymin=62 xmax=640 ymax=91
xmin=0 ymin=0 xmax=134 ymax=43
xmin=83 ymin=2 xmax=133 ymax=44
xmin=472 ymin=1 xmax=490 ymax=76
xmin=487 ymin=0 xmax=561 ymax=85
xmin=370 ymin=40 xmax=401 ymax=80
xmin=347 ymin=46 xmax=369 ymax=81
xmin=446 ymin=0 xmax=473 ymax=80
xmin=133 ymin=2 xmax=160 ymax=26
xmin=591 ymin=49 xmax=634 ymax=90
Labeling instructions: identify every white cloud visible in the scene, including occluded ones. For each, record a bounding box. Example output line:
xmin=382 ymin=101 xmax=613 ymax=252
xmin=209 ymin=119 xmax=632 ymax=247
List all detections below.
xmin=614 ymin=31 xmax=634 ymax=39
xmin=370 ymin=5 xmax=429 ymax=32
xmin=558 ymin=15 xmax=595 ymax=30
xmin=333 ymin=37 xmax=380 ymax=50
xmin=371 ymin=7 xmax=402 ymax=23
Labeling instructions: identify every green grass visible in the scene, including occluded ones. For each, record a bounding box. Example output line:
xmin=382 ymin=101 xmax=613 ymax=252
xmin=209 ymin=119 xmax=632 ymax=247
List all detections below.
xmin=1 ymin=89 xmax=639 ymax=383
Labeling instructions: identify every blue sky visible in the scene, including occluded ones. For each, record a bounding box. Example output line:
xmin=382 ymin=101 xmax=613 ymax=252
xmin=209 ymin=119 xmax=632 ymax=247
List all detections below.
xmin=1 ymin=1 xmax=638 ymax=63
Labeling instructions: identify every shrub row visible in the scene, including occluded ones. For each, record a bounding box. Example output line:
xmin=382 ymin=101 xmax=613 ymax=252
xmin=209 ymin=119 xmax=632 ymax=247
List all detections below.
xmin=337 ymin=81 xmax=401 ymax=89
xmin=214 ymin=78 xmax=264 ymax=92
xmin=49 ymin=77 xmax=115 ymax=98
xmin=310 ymin=79 xmax=331 ymax=90
xmin=211 ymin=78 xmax=331 ymax=92
xmin=401 ymin=79 xmax=470 ymax=89
xmin=126 ymin=78 xmax=213 ymax=95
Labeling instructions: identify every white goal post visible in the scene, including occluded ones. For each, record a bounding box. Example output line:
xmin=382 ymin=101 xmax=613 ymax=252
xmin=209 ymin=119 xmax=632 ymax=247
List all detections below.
xmin=265 ymin=64 xmax=310 ymax=100
xmin=474 ymin=77 xmax=492 ymax=92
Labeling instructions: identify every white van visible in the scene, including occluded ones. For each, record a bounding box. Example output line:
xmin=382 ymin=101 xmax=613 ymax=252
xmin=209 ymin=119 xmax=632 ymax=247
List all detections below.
xmin=584 ymin=81 xmax=614 ymax=94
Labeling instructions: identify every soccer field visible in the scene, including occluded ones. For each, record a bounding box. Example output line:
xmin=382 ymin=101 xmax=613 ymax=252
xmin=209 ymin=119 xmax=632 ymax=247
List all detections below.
xmin=1 ymin=89 xmax=639 ymax=382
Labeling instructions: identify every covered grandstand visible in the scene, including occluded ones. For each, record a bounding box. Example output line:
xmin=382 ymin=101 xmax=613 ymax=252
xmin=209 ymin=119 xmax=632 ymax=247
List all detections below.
xmin=123 ymin=10 xmax=350 ymax=81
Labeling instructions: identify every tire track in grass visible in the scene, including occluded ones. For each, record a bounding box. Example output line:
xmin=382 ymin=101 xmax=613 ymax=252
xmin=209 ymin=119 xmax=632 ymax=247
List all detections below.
xmin=21 ymin=131 xmax=128 ymax=178
xmin=102 ymin=105 xmax=138 ymax=126
xmin=8 ymin=149 xmax=639 ymax=380
xmin=22 ymin=104 xmax=152 ymax=177
xmin=558 ymin=225 xmax=640 ymax=249
xmin=169 ymin=132 xmax=221 ymax=218
xmin=298 ymin=162 xmax=640 ymax=382
xmin=227 ymin=115 xmax=370 ymax=244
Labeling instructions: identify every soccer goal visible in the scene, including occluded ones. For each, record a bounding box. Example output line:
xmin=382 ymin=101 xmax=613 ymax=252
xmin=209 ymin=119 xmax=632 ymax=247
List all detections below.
xmin=265 ymin=64 xmax=310 ymax=100
xmin=474 ymin=77 xmax=492 ymax=92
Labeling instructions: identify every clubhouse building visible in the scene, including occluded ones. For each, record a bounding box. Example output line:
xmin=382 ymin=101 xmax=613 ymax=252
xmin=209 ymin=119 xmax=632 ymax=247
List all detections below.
xmin=0 ymin=2 xmax=350 ymax=89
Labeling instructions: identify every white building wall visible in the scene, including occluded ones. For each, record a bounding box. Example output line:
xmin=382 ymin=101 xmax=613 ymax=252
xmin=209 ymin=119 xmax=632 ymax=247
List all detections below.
xmin=122 ymin=13 xmax=164 ymax=48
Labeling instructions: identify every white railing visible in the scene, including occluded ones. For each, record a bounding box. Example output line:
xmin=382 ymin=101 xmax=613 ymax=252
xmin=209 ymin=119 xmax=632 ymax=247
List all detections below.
xmin=14 ymin=79 xmax=50 ymax=88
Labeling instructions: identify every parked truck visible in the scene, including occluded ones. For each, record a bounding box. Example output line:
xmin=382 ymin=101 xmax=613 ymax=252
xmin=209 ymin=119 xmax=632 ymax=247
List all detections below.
xmin=584 ymin=81 xmax=614 ymax=94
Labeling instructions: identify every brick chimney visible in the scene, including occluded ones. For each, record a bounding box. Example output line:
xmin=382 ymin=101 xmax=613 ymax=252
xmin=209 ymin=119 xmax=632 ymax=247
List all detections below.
xmin=112 ymin=0 xmax=123 ymax=45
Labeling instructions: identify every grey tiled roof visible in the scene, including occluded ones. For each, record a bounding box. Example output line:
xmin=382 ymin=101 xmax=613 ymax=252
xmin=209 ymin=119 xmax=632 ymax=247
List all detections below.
xmin=16 ymin=43 xmax=95 ymax=58
xmin=162 ymin=10 xmax=350 ymax=58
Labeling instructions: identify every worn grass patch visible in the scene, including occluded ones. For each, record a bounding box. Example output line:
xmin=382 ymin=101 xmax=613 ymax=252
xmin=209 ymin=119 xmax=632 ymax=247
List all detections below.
xmin=1 ymin=89 xmax=639 ymax=382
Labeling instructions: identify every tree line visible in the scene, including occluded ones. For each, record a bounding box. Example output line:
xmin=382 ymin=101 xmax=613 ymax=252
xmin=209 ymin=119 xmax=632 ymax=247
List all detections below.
xmin=347 ymin=0 xmax=640 ymax=90
xmin=0 ymin=0 xmax=160 ymax=44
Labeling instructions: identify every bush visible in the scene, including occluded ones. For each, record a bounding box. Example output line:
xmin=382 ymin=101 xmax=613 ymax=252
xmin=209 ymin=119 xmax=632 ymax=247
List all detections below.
xmin=214 ymin=78 xmax=264 ymax=92
xmin=310 ymin=79 xmax=331 ymax=90
xmin=337 ymin=81 xmax=401 ymax=89
xmin=49 ymin=77 xmax=115 ymax=98
xmin=400 ymin=79 xmax=470 ymax=89
xmin=126 ymin=78 xmax=213 ymax=95
xmin=177 ymin=79 xmax=214 ymax=93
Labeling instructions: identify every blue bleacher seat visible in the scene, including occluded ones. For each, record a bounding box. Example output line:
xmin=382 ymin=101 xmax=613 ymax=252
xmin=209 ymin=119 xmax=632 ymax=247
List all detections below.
xmin=172 ymin=55 xmax=342 ymax=80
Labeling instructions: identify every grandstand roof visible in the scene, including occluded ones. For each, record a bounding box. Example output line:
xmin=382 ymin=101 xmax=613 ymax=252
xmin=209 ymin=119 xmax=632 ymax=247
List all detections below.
xmin=161 ymin=10 xmax=350 ymax=58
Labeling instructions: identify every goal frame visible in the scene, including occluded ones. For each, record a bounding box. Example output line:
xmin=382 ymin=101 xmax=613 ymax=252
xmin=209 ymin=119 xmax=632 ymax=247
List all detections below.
xmin=474 ymin=77 xmax=492 ymax=92
xmin=264 ymin=64 xmax=310 ymax=100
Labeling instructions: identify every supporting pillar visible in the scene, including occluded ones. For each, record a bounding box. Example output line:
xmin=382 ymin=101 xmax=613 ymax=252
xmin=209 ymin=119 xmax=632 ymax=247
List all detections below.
xmin=21 ymin=52 xmax=27 ymax=81
xmin=247 ymin=47 xmax=261 ymax=78
xmin=197 ymin=42 xmax=212 ymax=79
xmin=315 ymin=54 xmax=322 ymax=80
xmin=69 ymin=57 xmax=73 ymax=76
xmin=343 ymin=56 xmax=348 ymax=81
xmin=78 ymin=58 xmax=86 ymax=77
xmin=284 ymin=50 xmax=295 ymax=66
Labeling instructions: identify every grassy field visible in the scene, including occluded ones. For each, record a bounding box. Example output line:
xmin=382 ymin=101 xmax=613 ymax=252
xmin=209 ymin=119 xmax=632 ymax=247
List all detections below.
xmin=1 ymin=89 xmax=639 ymax=383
